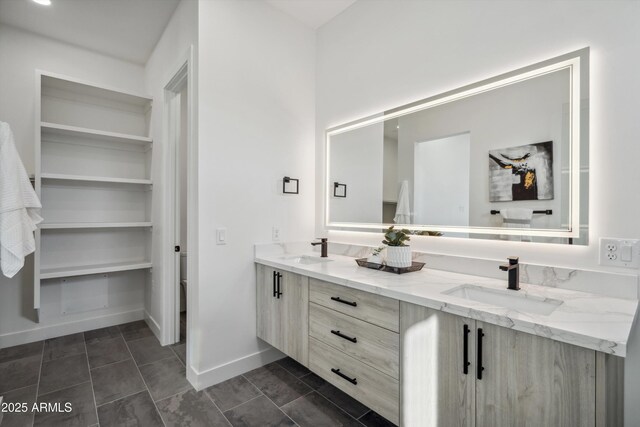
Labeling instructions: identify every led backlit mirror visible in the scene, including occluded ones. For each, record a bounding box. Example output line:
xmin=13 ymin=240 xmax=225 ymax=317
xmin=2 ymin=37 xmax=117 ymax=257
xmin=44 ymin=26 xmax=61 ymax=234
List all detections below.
xmin=326 ymin=49 xmax=588 ymax=244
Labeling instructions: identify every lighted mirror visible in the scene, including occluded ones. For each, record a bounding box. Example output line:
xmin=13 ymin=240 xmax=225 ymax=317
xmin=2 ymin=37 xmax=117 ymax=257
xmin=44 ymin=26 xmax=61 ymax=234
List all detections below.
xmin=326 ymin=49 xmax=588 ymax=244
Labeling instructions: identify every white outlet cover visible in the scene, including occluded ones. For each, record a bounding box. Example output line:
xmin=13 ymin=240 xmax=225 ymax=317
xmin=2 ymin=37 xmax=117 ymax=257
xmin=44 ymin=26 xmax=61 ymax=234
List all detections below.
xmin=599 ymin=238 xmax=640 ymax=268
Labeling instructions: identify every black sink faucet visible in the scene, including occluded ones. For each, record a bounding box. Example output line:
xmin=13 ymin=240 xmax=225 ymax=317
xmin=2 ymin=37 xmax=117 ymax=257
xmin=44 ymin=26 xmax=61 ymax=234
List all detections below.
xmin=311 ymin=238 xmax=328 ymax=258
xmin=499 ymin=257 xmax=520 ymax=291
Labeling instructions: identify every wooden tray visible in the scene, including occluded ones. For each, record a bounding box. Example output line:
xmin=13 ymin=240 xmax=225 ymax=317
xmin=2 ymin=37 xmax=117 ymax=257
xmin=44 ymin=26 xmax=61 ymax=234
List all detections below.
xmin=355 ymin=258 xmax=425 ymax=274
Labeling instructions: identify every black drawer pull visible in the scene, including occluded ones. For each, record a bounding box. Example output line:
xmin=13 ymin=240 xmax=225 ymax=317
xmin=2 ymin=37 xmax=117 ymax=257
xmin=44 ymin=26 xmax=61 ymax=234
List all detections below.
xmin=331 ymin=368 xmax=357 ymax=385
xmin=331 ymin=330 xmax=357 ymax=343
xmin=477 ymin=328 xmax=485 ymax=380
xmin=330 ymin=296 xmax=357 ymax=307
xmin=463 ymin=324 xmax=470 ymax=375
xmin=276 ymin=272 xmax=283 ymax=299
xmin=272 ymin=271 xmax=277 ymax=297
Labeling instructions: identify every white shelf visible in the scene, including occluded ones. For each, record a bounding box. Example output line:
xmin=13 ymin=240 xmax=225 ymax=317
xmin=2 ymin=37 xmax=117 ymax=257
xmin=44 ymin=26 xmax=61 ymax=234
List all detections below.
xmin=41 ymin=173 xmax=152 ymax=185
xmin=42 ymin=73 xmax=152 ymax=107
xmin=40 ymin=222 xmax=152 ymax=230
xmin=41 ymin=122 xmax=152 ymax=146
xmin=41 ymin=261 xmax=152 ymax=280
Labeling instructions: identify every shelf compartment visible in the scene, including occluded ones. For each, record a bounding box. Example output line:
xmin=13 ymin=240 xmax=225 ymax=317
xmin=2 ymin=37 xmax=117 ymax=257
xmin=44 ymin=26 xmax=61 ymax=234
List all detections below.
xmin=41 ymin=74 xmax=151 ymax=137
xmin=41 ymin=181 xmax=150 ymax=223
xmin=40 ymin=228 xmax=151 ymax=272
xmin=41 ymin=173 xmax=152 ymax=185
xmin=40 ymin=222 xmax=152 ymax=230
xmin=41 ymin=261 xmax=152 ymax=280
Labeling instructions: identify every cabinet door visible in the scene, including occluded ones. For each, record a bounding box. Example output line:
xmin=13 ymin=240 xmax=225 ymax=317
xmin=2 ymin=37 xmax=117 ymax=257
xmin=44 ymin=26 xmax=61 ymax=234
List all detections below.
xmin=256 ymin=265 xmax=281 ymax=350
xmin=475 ymin=322 xmax=595 ymax=427
xmin=279 ymin=272 xmax=309 ymax=365
xmin=400 ymin=302 xmax=475 ymax=427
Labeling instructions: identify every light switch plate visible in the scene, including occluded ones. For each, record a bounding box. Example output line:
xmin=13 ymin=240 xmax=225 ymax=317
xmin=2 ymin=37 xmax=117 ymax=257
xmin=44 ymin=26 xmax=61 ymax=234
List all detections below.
xmin=216 ymin=228 xmax=227 ymax=245
xmin=599 ymin=238 xmax=640 ymax=268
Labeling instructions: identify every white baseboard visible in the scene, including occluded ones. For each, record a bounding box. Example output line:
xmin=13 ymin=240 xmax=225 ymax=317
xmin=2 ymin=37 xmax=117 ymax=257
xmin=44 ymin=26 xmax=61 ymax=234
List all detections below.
xmin=0 ymin=308 xmax=144 ymax=348
xmin=144 ymin=310 xmax=162 ymax=341
xmin=188 ymin=347 xmax=285 ymax=390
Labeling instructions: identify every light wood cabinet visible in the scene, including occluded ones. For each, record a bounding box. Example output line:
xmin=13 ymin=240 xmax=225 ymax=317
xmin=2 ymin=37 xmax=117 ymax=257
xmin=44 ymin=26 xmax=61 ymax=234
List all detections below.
xmin=256 ymin=265 xmax=308 ymax=365
xmin=401 ymin=302 xmax=623 ymax=427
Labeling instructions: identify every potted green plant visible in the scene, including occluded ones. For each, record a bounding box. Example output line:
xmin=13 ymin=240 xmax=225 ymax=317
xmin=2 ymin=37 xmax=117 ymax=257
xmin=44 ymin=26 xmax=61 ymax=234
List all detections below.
xmin=382 ymin=226 xmax=412 ymax=267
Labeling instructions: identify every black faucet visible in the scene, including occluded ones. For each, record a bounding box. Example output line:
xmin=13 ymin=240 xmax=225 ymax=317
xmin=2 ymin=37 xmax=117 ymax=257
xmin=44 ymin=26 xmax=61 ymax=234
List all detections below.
xmin=311 ymin=238 xmax=328 ymax=258
xmin=499 ymin=257 xmax=520 ymax=291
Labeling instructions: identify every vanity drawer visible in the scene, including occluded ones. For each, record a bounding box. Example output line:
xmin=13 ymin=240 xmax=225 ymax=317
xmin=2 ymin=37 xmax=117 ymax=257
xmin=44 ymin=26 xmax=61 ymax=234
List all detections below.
xmin=309 ymin=337 xmax=399 ymax=425
xmin=309 ymin=278 xmax=399 ymax=332
xmin=309 ymin=302 xmax=399 ymax=379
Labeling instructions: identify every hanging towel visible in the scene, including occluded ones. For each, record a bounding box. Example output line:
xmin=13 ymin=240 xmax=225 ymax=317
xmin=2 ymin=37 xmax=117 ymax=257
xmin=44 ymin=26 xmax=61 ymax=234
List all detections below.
xmin=500 ymin=208 xmax=533 ymax=242
xmin=0 ymin=122 xmax=42 ymax=278
xmin=394 ymin=180 xmax=411 ymax=224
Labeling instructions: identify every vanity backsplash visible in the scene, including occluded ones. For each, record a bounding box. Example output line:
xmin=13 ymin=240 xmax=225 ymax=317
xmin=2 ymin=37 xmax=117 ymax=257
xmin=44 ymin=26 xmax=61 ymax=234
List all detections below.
xmin=256 ymin=241 xmax=638 ymax=300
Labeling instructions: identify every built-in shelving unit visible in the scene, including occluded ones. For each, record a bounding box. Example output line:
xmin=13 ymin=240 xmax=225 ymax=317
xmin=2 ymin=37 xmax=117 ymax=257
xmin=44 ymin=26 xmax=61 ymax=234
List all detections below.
xmin=34 ymin=70 xmax=153 ymax=322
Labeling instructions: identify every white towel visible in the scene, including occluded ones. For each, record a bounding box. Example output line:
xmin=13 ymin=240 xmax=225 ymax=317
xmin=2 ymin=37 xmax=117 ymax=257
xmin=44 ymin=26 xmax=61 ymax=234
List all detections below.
xmin=394 ymin=180 xmax=411 ymax=224
xmin=500 ymin=208 xmax=533 ymax=242
xmin=0 ymin=122 xmax=42 ymax=278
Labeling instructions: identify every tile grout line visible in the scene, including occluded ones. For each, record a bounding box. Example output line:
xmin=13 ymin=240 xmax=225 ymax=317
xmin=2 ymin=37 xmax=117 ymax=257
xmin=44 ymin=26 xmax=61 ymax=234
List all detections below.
xmin=240 ymin=373 xmax=301 ymax=427
xmin=200 ymin=387 xmax=235 ymax=427
xmin=93 ymin=387 xmax=146 ymax=409
xmin=31 ymin=341 xmax=45 ymax=427
xmin=312 ymin=388 xmax=368 ymax=426
xmin=83 ymin=335 xmax=100 ymax=425
xmin=136 ymin=354 xmax=178 ymax=369
xmin=36 ymin=380 xmax=93 ymax=400
xmin=169 ymin=344 xmax=186 ymax=368
xmin=121 ymin=333 xmax=168 ymax=427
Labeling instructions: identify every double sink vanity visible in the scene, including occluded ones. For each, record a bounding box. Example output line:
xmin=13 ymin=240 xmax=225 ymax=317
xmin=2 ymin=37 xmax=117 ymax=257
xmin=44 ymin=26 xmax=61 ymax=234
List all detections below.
xmin=255 ymin=243 xmax=638 ymax=426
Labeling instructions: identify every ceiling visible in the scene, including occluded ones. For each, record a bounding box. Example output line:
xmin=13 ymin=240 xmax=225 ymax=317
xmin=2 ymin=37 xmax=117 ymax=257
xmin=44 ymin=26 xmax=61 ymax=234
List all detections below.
xmin=0 ymin=0 xmax=355 ymax=65
xmin=0 ymin=0 xmax=180 ymax=65
xmin=265 ymin=0 xmax=356 ymax=29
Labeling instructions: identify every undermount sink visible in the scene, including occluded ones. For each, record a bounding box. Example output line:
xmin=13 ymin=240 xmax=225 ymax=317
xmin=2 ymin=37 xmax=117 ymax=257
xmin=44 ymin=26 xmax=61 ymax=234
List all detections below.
xmin=444 ymin=285 xmax=563 ymax=316
xmin=280 ymin=255 xmax=334 ymax=265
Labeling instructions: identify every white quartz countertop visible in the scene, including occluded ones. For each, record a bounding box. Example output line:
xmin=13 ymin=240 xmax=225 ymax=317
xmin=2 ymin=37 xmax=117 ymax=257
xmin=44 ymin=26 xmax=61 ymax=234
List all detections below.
xmin=255 ymin=251 xmax=638 ymax=357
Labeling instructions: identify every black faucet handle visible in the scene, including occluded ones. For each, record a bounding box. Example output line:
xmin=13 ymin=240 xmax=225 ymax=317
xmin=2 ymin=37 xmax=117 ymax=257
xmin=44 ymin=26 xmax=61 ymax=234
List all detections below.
xmin=507 ymin=256 xmax=519 ymax=265
xmin=315 ymin=238 xmax=328 ymax=242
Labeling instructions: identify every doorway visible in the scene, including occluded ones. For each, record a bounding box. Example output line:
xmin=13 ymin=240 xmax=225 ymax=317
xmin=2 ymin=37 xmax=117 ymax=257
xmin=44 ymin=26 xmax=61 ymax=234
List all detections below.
xmin=163 ymin=47 xmax=195 ymax=356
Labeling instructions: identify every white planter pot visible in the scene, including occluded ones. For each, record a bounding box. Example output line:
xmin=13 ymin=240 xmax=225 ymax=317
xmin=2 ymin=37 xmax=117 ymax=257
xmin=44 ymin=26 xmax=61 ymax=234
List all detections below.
xmin=386 ymin=246 xmax=412 ymax=268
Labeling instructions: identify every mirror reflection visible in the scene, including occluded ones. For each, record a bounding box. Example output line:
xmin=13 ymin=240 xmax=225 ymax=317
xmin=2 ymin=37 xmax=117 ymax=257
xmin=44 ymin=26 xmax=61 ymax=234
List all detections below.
xmin=327 ymin=51 xmax=588 ymax=244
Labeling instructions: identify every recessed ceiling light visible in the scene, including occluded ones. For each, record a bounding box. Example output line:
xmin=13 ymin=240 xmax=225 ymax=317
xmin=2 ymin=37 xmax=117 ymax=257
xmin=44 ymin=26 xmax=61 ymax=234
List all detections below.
xmin=32 ymin=0 xmax=51 ymax=5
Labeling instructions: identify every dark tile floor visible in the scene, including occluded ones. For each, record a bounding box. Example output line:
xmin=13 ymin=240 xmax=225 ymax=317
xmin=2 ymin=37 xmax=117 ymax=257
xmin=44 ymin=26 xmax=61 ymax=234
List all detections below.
xmin=1 ymin=320 xmax=396 ymax=427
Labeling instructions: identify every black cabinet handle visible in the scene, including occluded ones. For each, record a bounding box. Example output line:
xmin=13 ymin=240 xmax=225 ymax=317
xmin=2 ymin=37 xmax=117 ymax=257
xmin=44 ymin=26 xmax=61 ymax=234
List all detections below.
xmin=330 ymin=296 xmax=357 ymax=307
xmin=272 ymin=271 xmax=277 ymax=298
xmin=463 ymin=324 xmax=470 ymax=375
xmin=331 ymin=368 xmax=357 ymax=385
xmin=331 ymin=330 xmax=357 ymax=343
xmin=276 ymin=273 xmax=283 ymax=299
xmin=477 ymin=328 xmax=485 ymax=380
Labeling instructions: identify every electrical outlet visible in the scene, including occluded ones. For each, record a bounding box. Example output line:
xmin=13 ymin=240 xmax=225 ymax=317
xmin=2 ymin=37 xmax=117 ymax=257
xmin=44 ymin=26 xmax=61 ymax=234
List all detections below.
xmin=272 ymin=227 xmax=280 ymax=242
xmin=600 ymin=238 xmax=640 ymax=268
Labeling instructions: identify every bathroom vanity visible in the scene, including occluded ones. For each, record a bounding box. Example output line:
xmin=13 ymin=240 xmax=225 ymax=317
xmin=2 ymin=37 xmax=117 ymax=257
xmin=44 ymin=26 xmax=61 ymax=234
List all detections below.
xmin=255 ymin=247 xmax=636 ymax=426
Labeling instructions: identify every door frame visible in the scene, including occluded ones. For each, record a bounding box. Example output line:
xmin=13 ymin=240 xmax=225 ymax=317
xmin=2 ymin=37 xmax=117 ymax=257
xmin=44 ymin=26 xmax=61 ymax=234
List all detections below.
xmin=162 ymin=45 xmax=196 ymax=348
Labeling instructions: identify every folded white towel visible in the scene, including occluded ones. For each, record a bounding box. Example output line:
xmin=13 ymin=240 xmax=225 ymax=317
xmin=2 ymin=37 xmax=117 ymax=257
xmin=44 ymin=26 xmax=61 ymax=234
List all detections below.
xmin=0 ymin=122 xmax=42 ymax=278
xmin=394 ymin=180 xmax=411 ymax=224
xmin=500 ymin=208 xmax=533 ymax=242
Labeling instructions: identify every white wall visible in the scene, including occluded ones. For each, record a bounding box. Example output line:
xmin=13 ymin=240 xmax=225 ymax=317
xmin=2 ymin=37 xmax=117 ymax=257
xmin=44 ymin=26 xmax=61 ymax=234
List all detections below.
xmin=194 ymin=0 xmax=315 ymax=386
xmin=143 ymin=0 xmax=197 ymax=346
xmin=315 ymin=1 xmax=640 ymax=423
xmin=329 ymin=123 xmax=384 ymax=223
xmin=0 ymin=25 xmax=147 ymax=346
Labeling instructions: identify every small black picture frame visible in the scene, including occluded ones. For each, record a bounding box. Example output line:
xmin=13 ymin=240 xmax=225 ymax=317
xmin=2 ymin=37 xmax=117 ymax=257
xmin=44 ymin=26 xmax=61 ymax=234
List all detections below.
xmin=334 ymin=182 xmax=347 ymax=198
xmin=283 ymin=176 xmax=299 ymax=194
